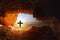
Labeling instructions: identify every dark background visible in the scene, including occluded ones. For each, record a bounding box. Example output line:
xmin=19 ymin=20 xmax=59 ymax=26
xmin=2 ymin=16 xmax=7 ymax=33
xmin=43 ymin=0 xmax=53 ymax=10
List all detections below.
xmin=0 ymin=0 xmax=59 ymax=19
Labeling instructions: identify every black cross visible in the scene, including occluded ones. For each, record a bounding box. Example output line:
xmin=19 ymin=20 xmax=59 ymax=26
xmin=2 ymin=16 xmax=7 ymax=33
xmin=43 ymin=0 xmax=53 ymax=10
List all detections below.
xmin=18 ymin=20 xmax=23 ymax=27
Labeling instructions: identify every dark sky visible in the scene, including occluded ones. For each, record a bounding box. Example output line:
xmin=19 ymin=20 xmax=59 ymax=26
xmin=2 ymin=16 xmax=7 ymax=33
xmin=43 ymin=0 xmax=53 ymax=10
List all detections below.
xmin=0 ymin=0 xmax=59 ymax=19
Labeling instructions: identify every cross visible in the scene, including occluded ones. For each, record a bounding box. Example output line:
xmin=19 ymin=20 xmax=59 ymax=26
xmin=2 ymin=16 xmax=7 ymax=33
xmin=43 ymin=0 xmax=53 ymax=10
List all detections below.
xmin=18 ymin=20 xmax=23 ymax=27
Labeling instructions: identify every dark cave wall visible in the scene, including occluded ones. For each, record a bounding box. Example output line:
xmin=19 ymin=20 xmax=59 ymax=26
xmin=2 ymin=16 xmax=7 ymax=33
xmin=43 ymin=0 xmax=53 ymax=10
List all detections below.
xmin=0 ymin=0 xmax=60 ymax=40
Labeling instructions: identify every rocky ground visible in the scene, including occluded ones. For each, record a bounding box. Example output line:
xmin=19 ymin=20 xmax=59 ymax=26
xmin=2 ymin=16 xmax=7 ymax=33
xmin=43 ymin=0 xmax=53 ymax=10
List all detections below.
xmin=0 ymin=26 xmax=57 ymax=40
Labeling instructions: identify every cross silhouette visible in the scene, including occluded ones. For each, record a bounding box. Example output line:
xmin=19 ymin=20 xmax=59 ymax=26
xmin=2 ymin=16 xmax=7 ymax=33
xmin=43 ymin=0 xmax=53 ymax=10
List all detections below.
xmin=18 ymin=20 xmax=23 ymax=27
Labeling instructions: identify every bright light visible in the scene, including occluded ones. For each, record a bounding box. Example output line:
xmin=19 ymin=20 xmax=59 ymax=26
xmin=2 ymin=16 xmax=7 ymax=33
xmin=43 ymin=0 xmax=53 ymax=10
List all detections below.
xmin=13 ymin=13 xmax=39 ymax=31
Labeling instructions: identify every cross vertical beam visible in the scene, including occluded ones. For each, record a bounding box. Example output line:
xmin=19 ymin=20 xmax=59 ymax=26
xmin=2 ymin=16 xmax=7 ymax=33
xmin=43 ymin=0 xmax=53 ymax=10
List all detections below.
xmin=18 ymin=20 xmax=23 ymax=27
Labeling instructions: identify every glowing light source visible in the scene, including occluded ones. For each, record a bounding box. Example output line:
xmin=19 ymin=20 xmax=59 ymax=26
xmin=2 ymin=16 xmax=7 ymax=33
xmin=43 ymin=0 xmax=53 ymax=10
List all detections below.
xmin=13 ymin=13 xmax=38 ymax=31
